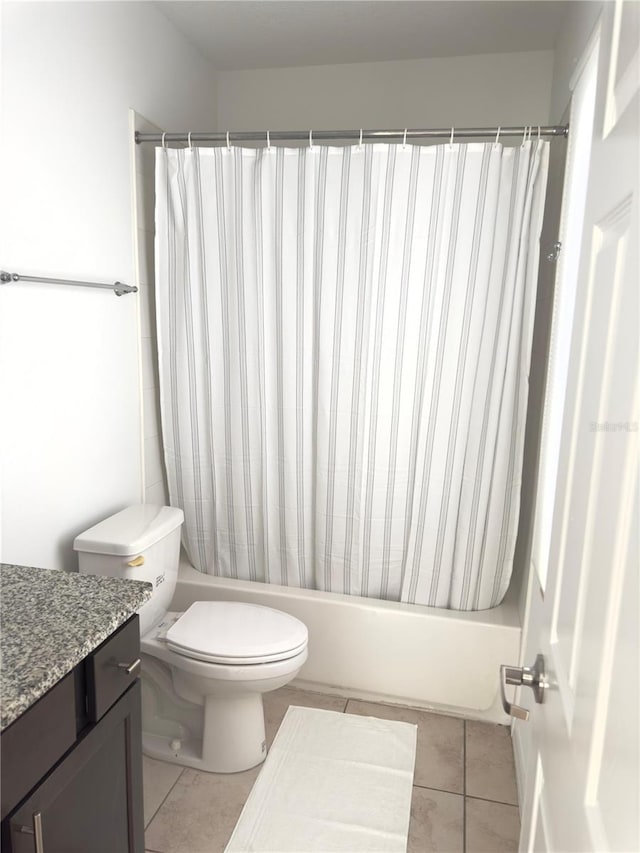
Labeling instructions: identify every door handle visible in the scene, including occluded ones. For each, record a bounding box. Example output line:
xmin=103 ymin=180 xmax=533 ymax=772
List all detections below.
xmin=16 ymin=813 xmax=44 ymax=852
xmin=500 ymin=654 xmax=547 ymax=721
xmin=33 ymin=813 xmax=44 ymax=853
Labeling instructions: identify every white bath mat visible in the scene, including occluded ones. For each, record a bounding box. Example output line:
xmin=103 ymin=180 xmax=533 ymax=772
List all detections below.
xmin=225 ymin=706 xmax=417 ymax=852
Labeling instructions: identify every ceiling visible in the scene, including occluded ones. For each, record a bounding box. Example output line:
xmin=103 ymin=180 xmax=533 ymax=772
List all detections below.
xmin=157 ymin=1 xmax=577 ymax=71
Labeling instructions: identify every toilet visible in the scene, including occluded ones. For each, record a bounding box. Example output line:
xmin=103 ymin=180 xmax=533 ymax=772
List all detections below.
xmin=73 ymin=505 xmax=308 ymax=773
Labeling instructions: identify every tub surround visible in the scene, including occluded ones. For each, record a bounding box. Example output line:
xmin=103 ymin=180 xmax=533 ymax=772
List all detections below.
xmin=0 ymin=563 xmax=152 ymax=730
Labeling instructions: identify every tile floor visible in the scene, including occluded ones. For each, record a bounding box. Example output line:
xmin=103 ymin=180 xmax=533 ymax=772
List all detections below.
xmin=144 ymin=687 xmax=520 ymax=853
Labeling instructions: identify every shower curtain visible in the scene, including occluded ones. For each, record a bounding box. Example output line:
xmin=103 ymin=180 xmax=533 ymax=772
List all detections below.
xmin=155 ymin=139 xmax=549 ymax=610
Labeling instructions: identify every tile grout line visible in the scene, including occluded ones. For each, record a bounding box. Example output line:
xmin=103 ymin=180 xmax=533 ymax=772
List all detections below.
xmin=145 ymin=767 xmax=186 ymax=832
xmin=463 ymin=719 xmax=467 ymax=853
xmin=411 ymin=782 xmax=464 ymax=798
xmin=465 ymin=794 xmax=520 ymax=808
xmin=411 ymin=781 xmax=518 ymax=809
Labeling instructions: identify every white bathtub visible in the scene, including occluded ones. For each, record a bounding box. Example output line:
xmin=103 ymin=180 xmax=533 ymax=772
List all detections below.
xmin=171 ymin=554 xmax=521 ymax=724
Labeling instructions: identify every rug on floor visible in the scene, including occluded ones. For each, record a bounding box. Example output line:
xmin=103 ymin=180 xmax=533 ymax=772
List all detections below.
xmin=225 ymin=705 xmax=417 ymax=852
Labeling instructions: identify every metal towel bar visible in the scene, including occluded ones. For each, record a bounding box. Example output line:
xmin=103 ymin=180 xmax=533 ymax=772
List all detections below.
xmin=1 ymin=271 xmax=137 ymax=297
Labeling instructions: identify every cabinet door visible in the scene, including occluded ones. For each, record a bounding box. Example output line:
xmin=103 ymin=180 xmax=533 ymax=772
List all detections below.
xmin=4 ymin=682 xmax=144 ymax=853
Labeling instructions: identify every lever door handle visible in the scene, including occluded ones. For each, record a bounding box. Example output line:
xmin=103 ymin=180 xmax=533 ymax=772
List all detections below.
xmin=500 ymin=654 xmax=547 ymax=721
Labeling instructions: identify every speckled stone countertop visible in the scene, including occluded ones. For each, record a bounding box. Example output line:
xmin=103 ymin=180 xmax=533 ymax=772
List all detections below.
xmin=1 ymin=564 xmax=152 ymax=731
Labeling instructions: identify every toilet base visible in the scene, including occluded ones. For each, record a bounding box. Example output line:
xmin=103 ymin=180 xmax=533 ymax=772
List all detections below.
xmin=203 ymin=692 xmax=268 ymax=772
xmin=143 ymin=691 xmax=268 ymax=774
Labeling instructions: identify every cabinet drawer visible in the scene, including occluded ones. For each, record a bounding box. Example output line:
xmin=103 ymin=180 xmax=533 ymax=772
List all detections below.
xmin=86 ymin=616 xmax=140 ymax=722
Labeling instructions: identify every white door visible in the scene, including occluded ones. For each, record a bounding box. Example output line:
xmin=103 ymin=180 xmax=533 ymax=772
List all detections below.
xmin=513 ymin=3 xmax=639 ymax=851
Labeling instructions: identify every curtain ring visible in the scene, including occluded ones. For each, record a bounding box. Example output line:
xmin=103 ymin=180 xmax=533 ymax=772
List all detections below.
xmin=402 ymin=128 xmax=408 ymax=149
xmin=495 ymin=126 xmax=501 ymax=145
xmin=161 ymin=132 xmax=167 ymax=149
xmin=359 ymin=128 xmax=363 ymax=148
xmin=226 ymin=131 xmax=231 ymax=150
xmin=537 ymin=125 xmax=541 ymax=141
xmin=522 ymin=125 xmax=529 ymax=145
xmin=188 ymin=132 xmax=193 ymax=149
xmin=309 ymin=129 xmax=314 ymax=150
xmin=450 ymin=127 xmax=455 ymax=147
xmin=266 ymin=130 xmax=272 ymax=151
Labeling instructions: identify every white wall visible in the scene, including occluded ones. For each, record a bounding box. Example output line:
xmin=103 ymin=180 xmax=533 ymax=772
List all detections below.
xmin=550 ymin=1 xmax=603 ymax=121
xmin=130 ymin=111 xmax=169 ymax=508
xmin=0 ymin=2 xmax=217 ymax=571
xmin=217 ymin=50 xmax=554 ymax=131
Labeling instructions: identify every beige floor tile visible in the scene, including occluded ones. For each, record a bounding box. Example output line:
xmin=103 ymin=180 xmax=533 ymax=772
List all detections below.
xmin=465 ymin=721 xmax=518 ymax=805
xmin=263 ymin=686 xmax=348 ymax=746
xmin=142 ymin=756 xmax=184 ymax=828
xmin=346 ymin=700 xmax=464 ymax=794
xmin=465 ymin=797 xmax=521 ymax=852
xmin=408 ymin=787 xmax=464 ymax=852
xmin=144 ymin=765 xmax=260 ymax=853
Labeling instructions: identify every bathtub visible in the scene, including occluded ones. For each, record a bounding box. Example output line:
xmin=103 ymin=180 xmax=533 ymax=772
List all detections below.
xmin=171 ymin=553 xmax=521 ymax=724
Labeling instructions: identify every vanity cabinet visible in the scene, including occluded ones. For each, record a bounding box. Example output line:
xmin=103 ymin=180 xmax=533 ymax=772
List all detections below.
xmin=1 ymin=616 xmax=144 ymax=853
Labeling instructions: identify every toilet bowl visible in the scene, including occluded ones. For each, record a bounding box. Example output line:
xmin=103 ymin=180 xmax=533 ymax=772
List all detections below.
xmin=74 ymin=505 xmax=309 ymax=773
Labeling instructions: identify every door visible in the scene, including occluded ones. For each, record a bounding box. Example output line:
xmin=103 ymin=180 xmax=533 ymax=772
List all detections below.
xmin=513 ymin=3 xmax=639 ymax=851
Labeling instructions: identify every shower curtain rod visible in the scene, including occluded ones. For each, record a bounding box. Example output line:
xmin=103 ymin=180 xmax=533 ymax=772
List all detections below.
xmin=135 ymin=125 xmax=569 ymax=145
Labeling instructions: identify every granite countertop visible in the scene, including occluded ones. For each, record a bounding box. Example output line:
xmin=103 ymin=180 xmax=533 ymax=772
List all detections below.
xmin=0 ymin=563 xmax=152 ymax=731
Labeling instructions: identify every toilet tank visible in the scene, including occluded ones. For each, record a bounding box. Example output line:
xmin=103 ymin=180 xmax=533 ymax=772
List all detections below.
xmin=74 ymin=505 xmax=184 ymax=635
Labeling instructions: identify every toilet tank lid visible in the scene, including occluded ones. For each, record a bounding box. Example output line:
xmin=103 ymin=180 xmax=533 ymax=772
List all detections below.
xmin=73 ymin=505 xmax=184 ymax=556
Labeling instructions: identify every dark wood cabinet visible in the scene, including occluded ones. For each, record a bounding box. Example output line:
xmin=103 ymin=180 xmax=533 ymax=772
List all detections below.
xmin=1 ymin=617 xmax=144 ymax=853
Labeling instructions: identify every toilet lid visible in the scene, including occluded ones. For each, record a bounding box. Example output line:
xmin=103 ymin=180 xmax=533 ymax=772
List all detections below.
xmin=165 ymin=601 xmax=308 ymax=665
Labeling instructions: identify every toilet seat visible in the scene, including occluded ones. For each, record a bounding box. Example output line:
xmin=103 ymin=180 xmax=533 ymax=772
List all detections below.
xmin=141 ymin=619 xmax=308 ymax=683
xmin=165 ymin=601 xmax=308 ymax=665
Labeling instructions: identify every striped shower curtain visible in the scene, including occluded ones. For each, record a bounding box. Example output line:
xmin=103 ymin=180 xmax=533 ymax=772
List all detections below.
xmin=155 ymin=140 xmax=548 ymax=610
